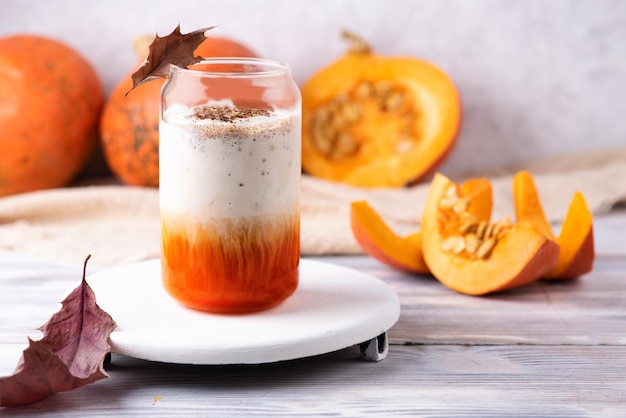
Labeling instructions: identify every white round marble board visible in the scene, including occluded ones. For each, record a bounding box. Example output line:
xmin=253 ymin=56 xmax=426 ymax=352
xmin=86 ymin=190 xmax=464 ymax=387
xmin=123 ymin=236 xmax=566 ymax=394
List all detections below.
xmin=86 ymin=259 xmax=401 ymax=365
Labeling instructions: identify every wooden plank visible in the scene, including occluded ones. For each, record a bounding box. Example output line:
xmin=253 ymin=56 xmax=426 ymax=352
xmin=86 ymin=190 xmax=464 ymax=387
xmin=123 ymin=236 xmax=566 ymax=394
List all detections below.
xmin=1 ymin=344 xmax=623 ymax=416
xmin=0 ymin=264 xmax=79 ymax=340
xmin=2 ymin=253 xmax=625 ymax=348
xmin=309 ymin=254 xmax=626 ymax=346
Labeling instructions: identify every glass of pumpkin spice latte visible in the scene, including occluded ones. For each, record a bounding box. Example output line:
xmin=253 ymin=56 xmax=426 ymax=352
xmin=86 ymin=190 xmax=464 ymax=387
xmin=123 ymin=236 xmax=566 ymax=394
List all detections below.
xmin=158 ymin=58 xmax=301 ymax=314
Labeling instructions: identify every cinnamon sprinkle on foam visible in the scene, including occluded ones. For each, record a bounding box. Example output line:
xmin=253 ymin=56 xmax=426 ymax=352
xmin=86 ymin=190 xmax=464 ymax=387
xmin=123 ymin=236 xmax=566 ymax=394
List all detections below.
xmin=192 ymin=105 xmax=271 ymax=122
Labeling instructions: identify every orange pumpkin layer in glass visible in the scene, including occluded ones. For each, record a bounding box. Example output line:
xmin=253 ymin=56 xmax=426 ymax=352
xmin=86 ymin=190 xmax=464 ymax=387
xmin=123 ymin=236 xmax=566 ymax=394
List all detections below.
xmin=161 ymin=213 xmax=299 ymax=313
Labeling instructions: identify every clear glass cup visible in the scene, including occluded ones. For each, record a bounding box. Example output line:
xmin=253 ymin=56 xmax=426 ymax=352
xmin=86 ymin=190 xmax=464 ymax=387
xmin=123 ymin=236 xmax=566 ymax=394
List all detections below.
xmin=159 ymin=58 xmax=301 ymax=313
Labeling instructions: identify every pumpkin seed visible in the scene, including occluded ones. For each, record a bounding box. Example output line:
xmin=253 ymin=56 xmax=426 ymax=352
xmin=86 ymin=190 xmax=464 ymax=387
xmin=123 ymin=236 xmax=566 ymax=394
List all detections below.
xmin=396 ymin=139 xmax=414 ymax=153
xmin=333 ymin=92 xmax=350 ymax=105
xmin=460 ymin=212 xmax=478 ymax=221
xmin=458 ymin=220 xmax=478 ymax=234
xmin=476 ymin=237 xmax=496 ymax=259
xmin=451 ymin=236 xmax=466 ymax=254
xmin=332 ymin=112 xmax=348 ymax=130
xmin=354 ymin=81 xmax=373 ymax=99
xmin=452 ymin=197 xmax=470 ymax=213
xmin=312 ymin=131 xmax=333 ymax=155
xmin=373 ymin=80 xmax=394 ymax=97
xmin=496 ymin=227 xmax=512 ymax=241
xmin=442 ymin=235 xmax=465 ymax=254
xmin=439 ymin=197 xmax=457 ymax=210
xmin=491 ymin=217 xmax=512 ymax=240
xmin=343 ymin=103 xmax=363 ymax=123
xmin=333 ymin=133 xmax=359 ymax=160
xmin=382 ymin=91 xmax=404 ymax=112
xmin=464 ymin=233 xmax=480 ymax=255
xmin=475 ymin=221 xmax=488 ymax=239
xmin=445 ymin=184 xmax=458 ymax=198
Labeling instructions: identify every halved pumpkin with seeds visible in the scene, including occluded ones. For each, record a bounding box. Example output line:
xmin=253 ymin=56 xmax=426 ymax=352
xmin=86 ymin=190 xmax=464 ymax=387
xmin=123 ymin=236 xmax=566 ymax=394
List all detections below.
xmin=301 ymin=31 xmax=461 ymax=187
xmin=422 ymin=173 xmax=560 ymax=295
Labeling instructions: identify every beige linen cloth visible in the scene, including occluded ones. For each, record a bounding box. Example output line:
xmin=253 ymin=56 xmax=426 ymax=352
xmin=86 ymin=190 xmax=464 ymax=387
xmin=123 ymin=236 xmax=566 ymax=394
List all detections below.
xmin=1 ymin=149 xmax=625 ymax=268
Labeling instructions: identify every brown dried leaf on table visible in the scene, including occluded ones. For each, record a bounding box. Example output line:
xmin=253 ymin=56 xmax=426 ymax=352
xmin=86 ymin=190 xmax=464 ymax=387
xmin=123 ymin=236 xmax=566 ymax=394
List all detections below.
xmin=129 ymin=24 xmax=216 ymax=92
xmin=0 ymin=255 xmax=117 ymax=407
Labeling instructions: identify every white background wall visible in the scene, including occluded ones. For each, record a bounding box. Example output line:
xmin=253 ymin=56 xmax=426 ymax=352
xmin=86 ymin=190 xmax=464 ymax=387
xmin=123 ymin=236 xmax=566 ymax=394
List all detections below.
xmin=2 ymin=0 xmax=625 ymax=175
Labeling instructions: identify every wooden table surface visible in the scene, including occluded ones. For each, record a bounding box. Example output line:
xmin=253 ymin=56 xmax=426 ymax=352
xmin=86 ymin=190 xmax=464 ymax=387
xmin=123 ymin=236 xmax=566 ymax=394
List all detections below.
xmin=1 ymin=211 xmax=625 ymax=417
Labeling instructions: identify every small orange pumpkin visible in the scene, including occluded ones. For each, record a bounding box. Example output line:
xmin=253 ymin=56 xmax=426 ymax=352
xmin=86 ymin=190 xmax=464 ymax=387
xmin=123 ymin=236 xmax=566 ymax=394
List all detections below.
xmin=99 ymin=37 xmax=258 ymax=187
xmin=0 ymin=35 xmax=103 ymax=197
xmin=302 ymin=31 xmax=461 ymax=187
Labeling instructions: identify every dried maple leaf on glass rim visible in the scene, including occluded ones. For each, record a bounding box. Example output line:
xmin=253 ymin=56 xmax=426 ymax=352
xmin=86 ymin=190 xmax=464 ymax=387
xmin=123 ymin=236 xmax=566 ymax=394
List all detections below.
xmin=128 ymin=24 xmax=216 ymax=93
xmin=0 ymin=255 xmax=117 ymax=407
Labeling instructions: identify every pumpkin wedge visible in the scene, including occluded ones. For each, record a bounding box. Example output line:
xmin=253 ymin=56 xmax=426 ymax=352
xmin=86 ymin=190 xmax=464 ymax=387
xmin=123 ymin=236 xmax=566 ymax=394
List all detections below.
xmin=350 ymin=200 xmax=429 ymax=274
xmin=422 ymin=173 xmax=559 ymax=295
xmin=302 ymin=31 xmax=461 ymax=187
xmin=350 ymin=177 xmax=492 ymax=275
xmin=513 ymin=171 xmax=594 ymax=279
xmin=513 ymin=171 xmax=555 ymax=239
xmin=545 ymin=191 xmax=594 ymax=278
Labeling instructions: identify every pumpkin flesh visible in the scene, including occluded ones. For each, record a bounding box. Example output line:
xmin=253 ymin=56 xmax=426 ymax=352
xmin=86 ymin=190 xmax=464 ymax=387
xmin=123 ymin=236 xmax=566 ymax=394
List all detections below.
xmin=513 ymin=171 xmax=555 ymax=239
xmin=460 ymin=177 xmax=493 ymax=222
xmin=513 ymin=171 xmax=594 ymax=279
xmin=302 ymin=47 xmax=460 ymax=187
xmin=546 ymin=191 xmax=594 ymax=278
xmin=350 ymin=200 xmax=429 ymax=274
xmin=422 ymin=173 xmax=559 ymax=295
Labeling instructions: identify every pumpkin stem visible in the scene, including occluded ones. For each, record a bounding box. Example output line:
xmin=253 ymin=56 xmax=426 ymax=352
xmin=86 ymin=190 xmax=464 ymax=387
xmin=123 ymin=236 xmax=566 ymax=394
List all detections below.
xmin=341 ymin=30 xmax=371 ymax=54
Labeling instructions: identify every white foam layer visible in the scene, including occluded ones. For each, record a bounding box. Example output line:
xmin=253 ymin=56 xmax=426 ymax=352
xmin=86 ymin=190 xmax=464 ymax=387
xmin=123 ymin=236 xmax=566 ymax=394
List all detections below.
xmin=159 ymin=106 xmax=301 ymax=219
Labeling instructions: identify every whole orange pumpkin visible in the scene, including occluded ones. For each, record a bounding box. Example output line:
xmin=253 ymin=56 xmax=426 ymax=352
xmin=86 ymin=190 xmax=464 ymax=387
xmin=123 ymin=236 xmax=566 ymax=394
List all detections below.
xmin=0 ymin=35 xmax=103 ymax=197
xmin=99 ymin=37 xmax=258 ymax=187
